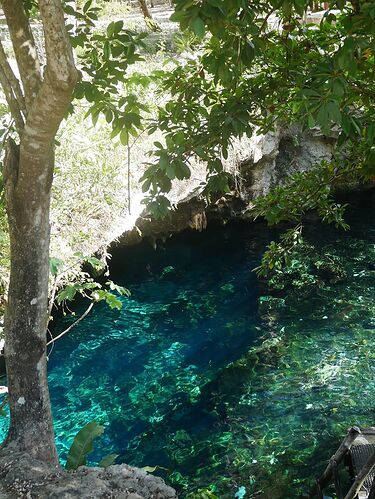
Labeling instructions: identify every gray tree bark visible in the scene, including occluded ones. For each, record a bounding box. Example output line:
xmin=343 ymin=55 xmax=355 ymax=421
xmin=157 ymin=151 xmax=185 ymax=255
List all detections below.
xmin=0 ymin=0 xmax=78 ymax=465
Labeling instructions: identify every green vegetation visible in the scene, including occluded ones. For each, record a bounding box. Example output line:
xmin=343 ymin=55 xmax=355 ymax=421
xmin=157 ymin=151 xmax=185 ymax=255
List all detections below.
xmin=0 ymin=0 xmax=374 ymax=496
xmin=1 ymin=0 xmax=372 ymax=299
xmin=66 ymin=420 xmax=105 ymax=470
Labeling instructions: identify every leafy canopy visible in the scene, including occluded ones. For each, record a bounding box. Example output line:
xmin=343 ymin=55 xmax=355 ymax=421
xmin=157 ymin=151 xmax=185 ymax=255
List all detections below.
xmin=140 ymin=1 xmax=375 ymax=213
xmin=16 ymin=0 xmax=375 ymax=276
xmin=21 ymin=0 xmax=375 ymax=217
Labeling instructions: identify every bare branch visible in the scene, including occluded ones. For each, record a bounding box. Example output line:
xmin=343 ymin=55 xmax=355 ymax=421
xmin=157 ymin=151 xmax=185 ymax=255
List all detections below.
xmin=0 ymin=38 xmax=26 ymax=133
xmin=0 ymin=0 xmax=42 ymax=111
xmin=0 ymin=40 xmax=26 ymax=116
xmin=46 ymin=302 xmax=94 ymax=347
xmin=39 ymin=0 xmax=78 ymax=90
xmin=48 ymin=276 xmax=59 ymax=321
xmin=0 ymin=69 xmax=24 ymax=133
xmin=20 ymin=0 xmax=79 ymax=160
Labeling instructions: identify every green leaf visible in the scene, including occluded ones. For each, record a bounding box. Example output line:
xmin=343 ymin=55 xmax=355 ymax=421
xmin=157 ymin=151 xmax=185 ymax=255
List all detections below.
xmin=85 ymin=256 xmax=105 ymax=271
xmin=105 ymin=109 xmax=113 ymax=124
xmin=120 ymin=129 xmax=129 ymax=146
xmin=191 ymin=17 xmax=206 ymax=38
xmin=242 ymin=41 xmax=255 ymax=66
xmin=113 ymin=20 xmax=124 ymax=35
xmin=170 ymin=11 xmax=188 ymax=23
xmin=206 ymin=0 xmax=223 ymax=8
xmin=83 ymin=0 xmax=93 ymax=13
xmin=93 ymin=290 xmax=123 ymax=310
xmin=327 ymin=100 xmax=341 ymax=125
xmin=142 ymin=466 xmax=158 ymax=473
xmin=49 ymin=257 xmax=64 ymax=277
xmin=366 ymin=123 xmax=375 ymax=145
xmin=106 ymin=280 xmax=131 ymax=297
xmin=66 ymin=421 xmax=104 ymax=470
xmin=103 ymin=41 xmax=111 ymax=60
xmin=106 ymin=21 xmax=116 ymax=37
xmin=307 ymin=114 xmax=315 ymax=129
xmin=316 ymin=104 xmax=329 ymax=130
xmin=57 ymin=285 xmax=77 ymax=304
xmin=142 ymin=178 xmax=152 ymax=192
xmin=99 ymin=454 xmax=119 ymax=468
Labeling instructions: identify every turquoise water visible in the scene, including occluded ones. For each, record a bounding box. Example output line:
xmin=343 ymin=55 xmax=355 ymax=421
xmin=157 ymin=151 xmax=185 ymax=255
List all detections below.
xmin=2 ymin=192 xmax=375 ymax=498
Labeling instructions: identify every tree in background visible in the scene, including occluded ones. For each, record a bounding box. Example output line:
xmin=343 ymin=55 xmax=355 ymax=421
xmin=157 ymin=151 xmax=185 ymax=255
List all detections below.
xmin=140 ymin=0 xmax=375 ymax=271
xmin=0 ymin=0 xmax=149 ymax=465
xmin=138 ymin=0 xmax=153 ymax=20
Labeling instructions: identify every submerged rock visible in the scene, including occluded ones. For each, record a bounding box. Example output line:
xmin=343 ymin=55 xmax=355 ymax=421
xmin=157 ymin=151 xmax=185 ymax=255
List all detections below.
xmin=0 ymin=447 xmax=177 ymax=498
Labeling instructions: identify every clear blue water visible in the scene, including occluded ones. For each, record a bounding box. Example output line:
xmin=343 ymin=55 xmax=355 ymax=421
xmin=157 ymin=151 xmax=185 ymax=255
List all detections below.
xmin=1 ymin=192 xmax=374 ymax=498
xmin=48 ymin=221 xmax=268 ymax=466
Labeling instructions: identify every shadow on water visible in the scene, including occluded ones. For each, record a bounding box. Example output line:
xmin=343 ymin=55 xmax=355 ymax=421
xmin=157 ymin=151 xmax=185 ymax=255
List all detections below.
xmin=1 ymin=190 xmax=373 ymax=498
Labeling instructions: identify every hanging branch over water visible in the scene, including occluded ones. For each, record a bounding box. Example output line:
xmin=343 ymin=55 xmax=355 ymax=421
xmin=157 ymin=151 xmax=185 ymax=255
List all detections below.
xmin=47 ymin=302 xmax=94 ymax=348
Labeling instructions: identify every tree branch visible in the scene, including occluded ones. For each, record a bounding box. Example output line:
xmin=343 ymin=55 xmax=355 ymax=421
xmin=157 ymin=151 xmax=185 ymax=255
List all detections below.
xmin=39 ymin=0 xmax=78 ymax=91
xmin=20 ymin=0 xmax=79 ymax=160
xmin=0 ymin=68 xmax=24 ymax=133
xmin=0 ymin=0 xmax=42 ymax=111
xmin=46 ymin=302 xmax=94 ymax=347
xmin=0 ymin=41 xmax=26 ymax=116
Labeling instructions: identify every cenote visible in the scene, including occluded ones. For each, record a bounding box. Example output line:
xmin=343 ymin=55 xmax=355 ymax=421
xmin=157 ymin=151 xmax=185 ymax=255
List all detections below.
xmin=3 ymin=191 xmax=375 ymax=498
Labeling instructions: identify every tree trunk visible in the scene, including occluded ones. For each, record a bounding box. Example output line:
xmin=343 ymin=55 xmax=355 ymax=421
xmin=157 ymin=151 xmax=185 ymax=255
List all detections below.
xmin=0 ymin=0 xmax=78 ymax=467
xmin=138 ymin=0 xmax=153 ymax=19
xmin=3 ymin=139 xmax=58 ymax=466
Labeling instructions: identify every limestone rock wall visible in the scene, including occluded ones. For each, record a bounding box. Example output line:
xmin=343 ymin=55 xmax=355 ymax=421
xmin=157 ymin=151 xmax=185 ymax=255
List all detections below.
xmin=228 ymin=124 xmax=336 ymax=200
xmin=0 ymin=447 xmax=177 ymax=499
xmin=114 ymin=125 xmax=337 ymax=247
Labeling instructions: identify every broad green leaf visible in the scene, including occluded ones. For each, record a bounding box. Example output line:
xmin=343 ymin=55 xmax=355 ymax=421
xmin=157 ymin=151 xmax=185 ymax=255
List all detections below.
xmin=120 ymin=129 xmax=129 ymax=146
xmin=99 ymin=454 xmax=119 ymax=468
xmin=85 ymin=256 xmax=105 ymax=271
xmin=191 ymin=17 xmax=205 ymax=38
xmin=66 ymin=421 xmax=104 ymax=470
xmin=327 ymin=100 xmax=341 ymax=125
xmin=83 ymin=0 xmax=93 ymax=14
xmin=57 ymin=285 xmax=77 ymax=304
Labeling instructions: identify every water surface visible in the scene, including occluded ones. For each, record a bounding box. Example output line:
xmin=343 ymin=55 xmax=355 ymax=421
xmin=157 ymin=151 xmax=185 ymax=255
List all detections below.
xmin=12 ymin=193 xmax=375 ymax=497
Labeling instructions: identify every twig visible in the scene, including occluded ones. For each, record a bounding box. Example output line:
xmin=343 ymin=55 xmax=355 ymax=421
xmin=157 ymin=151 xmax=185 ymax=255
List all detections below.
xmin=1 ymin=0 xmax=42 ymax=111
xmin=0 ymin=118 xmax=14 ymax=155
xmin=127 ymin=143 xmax=131 ymax=215
xmin=0 ymin=394 xmax=8 ymax=414
xmin=46 ymin=302 xmax=94 ymax=347
xmin=0 ymin=68 xmax=24 ymax=132
xmin=46 ymin=327 xmax=55 ymax=359
xmin=48 ymin=275 xmax=59 ymax=320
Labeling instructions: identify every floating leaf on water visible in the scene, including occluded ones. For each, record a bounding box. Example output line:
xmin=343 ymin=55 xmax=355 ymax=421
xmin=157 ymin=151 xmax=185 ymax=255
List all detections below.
xmin=142 ymin=466 xmax=158 ymax=473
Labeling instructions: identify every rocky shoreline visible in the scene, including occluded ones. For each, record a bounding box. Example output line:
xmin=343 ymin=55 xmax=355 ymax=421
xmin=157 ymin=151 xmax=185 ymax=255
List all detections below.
xmin=0 ymin=445 xmax=177 ymax=498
